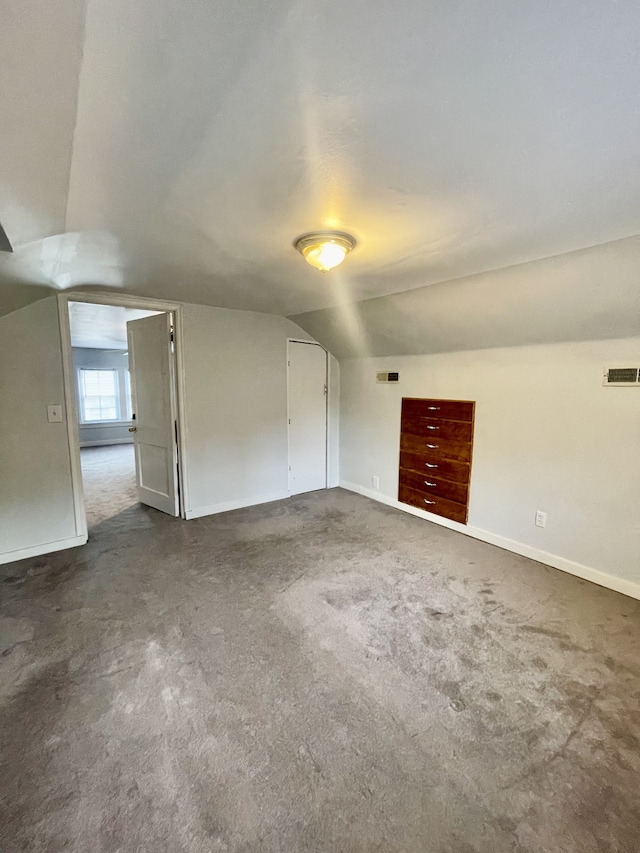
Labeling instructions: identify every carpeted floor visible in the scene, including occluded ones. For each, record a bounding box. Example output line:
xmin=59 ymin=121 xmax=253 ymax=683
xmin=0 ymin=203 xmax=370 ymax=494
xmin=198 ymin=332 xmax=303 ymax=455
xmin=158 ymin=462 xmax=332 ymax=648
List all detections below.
xmin=1 ymin=456 xmax=640 ymax=851
xmin=79 ymin=444 xmax=138 ymax=530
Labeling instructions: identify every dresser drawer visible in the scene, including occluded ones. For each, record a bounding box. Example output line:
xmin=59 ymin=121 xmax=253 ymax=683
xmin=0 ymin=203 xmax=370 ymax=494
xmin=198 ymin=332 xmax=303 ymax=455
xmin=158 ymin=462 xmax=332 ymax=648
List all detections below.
xmin=399 ymin=451 xmax=470 ymax=484
xmin=400 ymin=433 xmax=472 ymax=464
xmin=399 ymin=468 xmax=469 ymax=504
xmin=401 ymin=416 xmax=473 ymax=443
xmin=399 ymin=484 xmax=468 ymax=524
xmin=402 ymin=398 xmax=474 ymax=422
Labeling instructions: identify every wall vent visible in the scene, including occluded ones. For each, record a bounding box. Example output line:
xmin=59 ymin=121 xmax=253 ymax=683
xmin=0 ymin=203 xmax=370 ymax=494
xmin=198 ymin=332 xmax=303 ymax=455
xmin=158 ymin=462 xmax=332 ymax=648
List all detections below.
xmin=603 ymin=366 xmax=640 ymax=386
xmin=377 ymin=371 xmax=399 ymax=384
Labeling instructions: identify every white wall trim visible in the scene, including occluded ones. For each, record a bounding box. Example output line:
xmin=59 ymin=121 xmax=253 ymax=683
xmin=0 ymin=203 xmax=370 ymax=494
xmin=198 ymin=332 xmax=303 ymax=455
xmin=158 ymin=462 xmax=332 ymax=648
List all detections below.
xmin=340 ymin=480 xmax=640 ymax=602
xmin=58 ymin=292 xmax=191 ymax=523
xmin=80 ymin=438 xmax=134 ymax=447
xmin=327 ymin=357 xmax=339 ymax=489
xmin=57 ymin=296 xmax=88 ymax=541
xmin=185 ymin=489 xmax=290 ymax=520
xmin=60 ymin=291 xmax=184 ymax=312
xmin=80 ymin=421 xmax=133 ymax=429
xmin=287 ymin=338 xmax=329 ymax=493
xmin=0 ymin=534 xmax=88 ymax=566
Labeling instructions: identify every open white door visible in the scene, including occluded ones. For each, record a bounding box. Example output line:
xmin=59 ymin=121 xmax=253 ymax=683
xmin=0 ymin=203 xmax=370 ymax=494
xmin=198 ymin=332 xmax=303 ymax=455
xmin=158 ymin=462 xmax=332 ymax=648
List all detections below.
xmin=127 ymin=313 xmax=179 ymax=516
xmin=288 ymin=341 xmax=327 ymax=495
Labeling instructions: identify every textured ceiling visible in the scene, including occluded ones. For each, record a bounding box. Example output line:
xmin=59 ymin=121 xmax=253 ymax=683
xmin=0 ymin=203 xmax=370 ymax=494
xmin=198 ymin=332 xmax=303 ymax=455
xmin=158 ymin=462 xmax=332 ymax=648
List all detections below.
xmin=1 ymin=0 xmax=640 ymax=340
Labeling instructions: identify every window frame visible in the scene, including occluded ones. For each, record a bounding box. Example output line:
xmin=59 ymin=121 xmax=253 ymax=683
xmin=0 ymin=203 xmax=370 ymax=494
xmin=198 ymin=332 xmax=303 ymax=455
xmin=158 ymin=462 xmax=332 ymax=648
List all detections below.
xmin=77 ymin=367 xmax=121 ymax=424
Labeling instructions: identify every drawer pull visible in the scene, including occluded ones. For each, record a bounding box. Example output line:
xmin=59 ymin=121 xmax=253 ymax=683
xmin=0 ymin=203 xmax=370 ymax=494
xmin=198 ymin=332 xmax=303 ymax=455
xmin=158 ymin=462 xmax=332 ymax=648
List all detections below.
xmin=427 ymin=406 xmax=440 ymax=411
xmin=424 ymin=481 xmax=437 ymax=487
xmin=424 ymin=499 xmax=436 ymax=505
xmin=426 ymin=443 xmax=439 ymax=449
xmin=427 ymin=425 xmax=439 ymax=430
xmin=425 ymin=462 xmax=438 ymax=468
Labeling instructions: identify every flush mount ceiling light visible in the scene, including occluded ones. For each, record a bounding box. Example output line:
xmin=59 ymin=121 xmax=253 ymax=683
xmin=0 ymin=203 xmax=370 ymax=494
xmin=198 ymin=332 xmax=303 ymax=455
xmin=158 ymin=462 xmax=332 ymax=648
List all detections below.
xmin=294 ymin=231 xmax=356 ymax=273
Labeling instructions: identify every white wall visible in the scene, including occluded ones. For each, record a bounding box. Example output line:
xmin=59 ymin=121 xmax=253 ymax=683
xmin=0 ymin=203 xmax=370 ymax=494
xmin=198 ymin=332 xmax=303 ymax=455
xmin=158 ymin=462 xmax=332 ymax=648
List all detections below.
xmin=0 ymin=297 xmax=339 ymax=562
xmin=0 ymin=298 xmax=82 ymax=563
xmin=340 ymin=337 xmax=640 ymax=593
xmin=179 ymin=304 xmax=339 ymax=518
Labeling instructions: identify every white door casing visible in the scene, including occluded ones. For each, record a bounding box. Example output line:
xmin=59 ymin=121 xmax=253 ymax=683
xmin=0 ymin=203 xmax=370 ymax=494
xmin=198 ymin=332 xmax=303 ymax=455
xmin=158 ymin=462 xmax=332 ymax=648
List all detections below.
xmin=288 ymin=341 xmax=327 ymax=495
xmin=127 ymin=313 xmax=179 ymax=516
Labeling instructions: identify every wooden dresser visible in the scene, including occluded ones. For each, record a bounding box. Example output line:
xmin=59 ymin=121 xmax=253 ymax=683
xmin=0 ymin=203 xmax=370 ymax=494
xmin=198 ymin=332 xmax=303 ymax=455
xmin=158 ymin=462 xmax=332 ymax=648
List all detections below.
xmin=398 ymin=397 xmax=475 ymax=524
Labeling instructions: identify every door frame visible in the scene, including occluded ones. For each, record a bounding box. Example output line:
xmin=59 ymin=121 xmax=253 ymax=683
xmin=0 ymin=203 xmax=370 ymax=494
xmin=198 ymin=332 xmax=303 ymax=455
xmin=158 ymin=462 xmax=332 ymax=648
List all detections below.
xmin=57 ymin=291 xmax=190 ymax=539
xmin=286 ymin=338 xmax=329 ymax=494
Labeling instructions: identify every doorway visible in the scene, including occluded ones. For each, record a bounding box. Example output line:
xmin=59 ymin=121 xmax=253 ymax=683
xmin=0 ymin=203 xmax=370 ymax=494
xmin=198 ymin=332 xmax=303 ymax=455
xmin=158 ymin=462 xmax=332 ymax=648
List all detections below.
xmin=287 ymin=340 xmax=328 ymax=495
xmin=61 ymin=295 xmax=186 ymax=536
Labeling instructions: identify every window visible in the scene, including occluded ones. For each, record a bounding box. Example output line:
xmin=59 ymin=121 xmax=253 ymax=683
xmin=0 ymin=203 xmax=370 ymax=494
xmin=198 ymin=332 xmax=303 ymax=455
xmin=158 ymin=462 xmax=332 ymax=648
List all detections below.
xmin=78 ymin=369 xmax=120 ymax=422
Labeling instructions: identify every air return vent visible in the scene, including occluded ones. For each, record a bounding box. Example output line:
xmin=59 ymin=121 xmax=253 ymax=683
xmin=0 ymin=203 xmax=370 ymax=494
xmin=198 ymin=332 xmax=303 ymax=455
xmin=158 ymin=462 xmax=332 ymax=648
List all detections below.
xmin=602 ymin=366 xmax=640 ymax=386
xmin=377 ymin=371 xmax=399 ymax=384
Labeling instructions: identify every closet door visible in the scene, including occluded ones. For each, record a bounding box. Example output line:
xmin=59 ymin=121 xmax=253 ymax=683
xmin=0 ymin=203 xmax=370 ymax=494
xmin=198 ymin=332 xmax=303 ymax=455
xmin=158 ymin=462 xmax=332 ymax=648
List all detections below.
xmin=288 ymin=342 xmax=327 ymax=495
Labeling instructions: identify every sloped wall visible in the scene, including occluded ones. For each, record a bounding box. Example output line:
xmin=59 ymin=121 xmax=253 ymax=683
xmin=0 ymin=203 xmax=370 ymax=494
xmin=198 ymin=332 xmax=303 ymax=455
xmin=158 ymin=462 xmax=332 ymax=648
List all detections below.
xmin=290 ymin=235 xmax=640 ymax=359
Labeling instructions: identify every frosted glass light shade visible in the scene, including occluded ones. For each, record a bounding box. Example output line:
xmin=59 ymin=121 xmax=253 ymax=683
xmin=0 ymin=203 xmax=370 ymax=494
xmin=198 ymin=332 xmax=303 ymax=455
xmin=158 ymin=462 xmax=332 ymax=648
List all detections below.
xmin=294 ymin=231 xmax=356 ymax=272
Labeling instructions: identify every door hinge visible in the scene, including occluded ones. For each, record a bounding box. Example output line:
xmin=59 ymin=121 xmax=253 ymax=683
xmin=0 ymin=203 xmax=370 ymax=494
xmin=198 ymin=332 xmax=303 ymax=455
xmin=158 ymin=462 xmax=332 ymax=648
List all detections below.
xmin=324 ymin=384 xmax=328 ymax=395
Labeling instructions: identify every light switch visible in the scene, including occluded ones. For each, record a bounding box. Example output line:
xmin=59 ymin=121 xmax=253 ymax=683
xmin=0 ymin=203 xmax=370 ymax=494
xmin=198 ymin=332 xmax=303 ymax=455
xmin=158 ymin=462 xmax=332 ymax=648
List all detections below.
xmin=47 ymin=404 xmax=63 ymax=423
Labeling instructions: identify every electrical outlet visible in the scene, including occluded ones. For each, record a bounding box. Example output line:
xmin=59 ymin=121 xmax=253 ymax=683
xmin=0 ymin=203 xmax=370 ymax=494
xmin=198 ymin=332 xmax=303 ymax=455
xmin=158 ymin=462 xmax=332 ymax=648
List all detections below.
xmin=372 ymin=475 xmax=380 ymax=490
xmin=535 ymin=510 xmax=547 ymax=528
xmin=47 ymin=404 xmax=63 ymax=423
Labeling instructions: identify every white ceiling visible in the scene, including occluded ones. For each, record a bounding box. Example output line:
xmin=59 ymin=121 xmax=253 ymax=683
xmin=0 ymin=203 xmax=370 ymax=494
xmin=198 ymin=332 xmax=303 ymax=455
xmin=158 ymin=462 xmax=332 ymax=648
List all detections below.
xmin=2 ymin=1 xmax=640 ymax=335
xmin=68 ymin=301 xmax=159 ymax=349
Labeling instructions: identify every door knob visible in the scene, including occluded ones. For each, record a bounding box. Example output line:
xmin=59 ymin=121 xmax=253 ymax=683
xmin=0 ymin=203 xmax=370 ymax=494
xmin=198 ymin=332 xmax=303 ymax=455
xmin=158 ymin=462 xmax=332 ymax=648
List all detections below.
xmin=128 ymin=427 xmax=137 ymax=432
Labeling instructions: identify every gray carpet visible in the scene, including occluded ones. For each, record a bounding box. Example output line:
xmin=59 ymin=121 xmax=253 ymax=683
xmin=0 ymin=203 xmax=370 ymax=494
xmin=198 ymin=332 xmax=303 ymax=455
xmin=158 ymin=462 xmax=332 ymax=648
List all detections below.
xmin=1 ymin=463 xmax=639 ymax=851
xmin=80 ymin=444 xmax=137 ymax=530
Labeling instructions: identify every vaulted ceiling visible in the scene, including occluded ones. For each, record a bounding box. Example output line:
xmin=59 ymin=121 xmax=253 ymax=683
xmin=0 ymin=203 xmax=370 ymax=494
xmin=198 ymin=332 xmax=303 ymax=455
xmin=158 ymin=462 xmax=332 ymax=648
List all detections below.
xmin=1 ymin=1 xmax=640 ymax=348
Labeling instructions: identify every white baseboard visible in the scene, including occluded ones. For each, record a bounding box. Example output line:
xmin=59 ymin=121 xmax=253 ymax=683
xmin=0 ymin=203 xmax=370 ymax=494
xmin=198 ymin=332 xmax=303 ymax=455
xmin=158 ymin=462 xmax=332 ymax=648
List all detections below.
xmin=185 ymin=489 xmax=291 ymax=520
xmin=80 ymin=438 xmax=134 ymax=447
xmin=0 ymin=534 xmax=88 ymax=566
xmin=339 ymin=480 xmax=640 ymax=602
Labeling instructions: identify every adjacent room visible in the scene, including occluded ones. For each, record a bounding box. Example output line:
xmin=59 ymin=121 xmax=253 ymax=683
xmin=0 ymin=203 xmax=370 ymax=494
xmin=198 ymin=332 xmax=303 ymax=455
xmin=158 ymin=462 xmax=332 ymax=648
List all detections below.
xmin=1 ymin=2 xmax=639 ymax=851
xmin=68 ymin=301 xmax=163 ymax=528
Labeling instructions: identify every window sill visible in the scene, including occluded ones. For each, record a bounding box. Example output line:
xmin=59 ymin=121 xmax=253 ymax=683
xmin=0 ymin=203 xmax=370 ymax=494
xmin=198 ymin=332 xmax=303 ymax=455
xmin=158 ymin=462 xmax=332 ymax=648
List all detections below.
xmin=80 ymin=421 xmax=133 ymax=429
